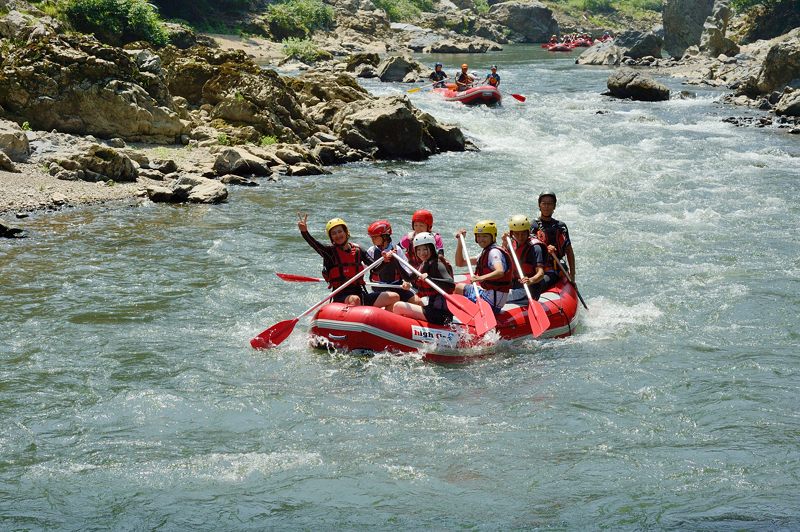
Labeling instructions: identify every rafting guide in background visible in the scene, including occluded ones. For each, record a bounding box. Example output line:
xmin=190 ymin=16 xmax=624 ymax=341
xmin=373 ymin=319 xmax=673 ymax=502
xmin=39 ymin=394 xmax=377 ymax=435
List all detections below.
xmin=454 ymin=221 xmax=513 ymax=313
xmin=484 ymin=65 xmax=500 ymax=88
xmin=365 ymin=219 xmax=419 ymax=305
xmin=298 ymin=213 xmax=401 ymax=310
xmin=455 ymin=63 xmax=474 ymax=92
xmin=429 ymin=62 xmax=448 ymax=88
xmin=535 ymin=192 xmax=576 ymax=282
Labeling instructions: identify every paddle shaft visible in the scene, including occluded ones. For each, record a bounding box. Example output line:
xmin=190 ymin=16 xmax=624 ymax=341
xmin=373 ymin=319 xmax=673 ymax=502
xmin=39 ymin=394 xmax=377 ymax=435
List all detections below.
xmin=296 ymin=256 xmax=386 ymax=320
xmin=458 ymin=233 xmax=485 ymax=300
xmin=505 ymin=236 xmax=548 ymax=337
xmin=549 ymin=250 xmax=588 ymax=310
xmin=393 ymin=254 xmax=459 ymax=304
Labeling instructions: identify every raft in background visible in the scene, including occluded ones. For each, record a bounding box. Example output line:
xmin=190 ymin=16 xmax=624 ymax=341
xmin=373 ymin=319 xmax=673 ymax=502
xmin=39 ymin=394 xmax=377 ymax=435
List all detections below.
xmin=309 ymin=280 xmax=579 ymax=364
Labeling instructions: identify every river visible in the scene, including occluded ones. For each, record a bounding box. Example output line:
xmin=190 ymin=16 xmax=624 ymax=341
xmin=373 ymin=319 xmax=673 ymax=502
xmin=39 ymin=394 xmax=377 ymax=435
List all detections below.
xmin=2 ymin=45 xmax=799 ymax=529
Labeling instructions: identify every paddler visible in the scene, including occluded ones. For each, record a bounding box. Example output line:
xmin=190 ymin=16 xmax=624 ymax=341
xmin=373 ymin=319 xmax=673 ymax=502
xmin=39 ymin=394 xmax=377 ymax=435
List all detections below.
xmin=298 ymin=213 xmax=400 ymax=310
xmin=503 ymin=214 xmax=552 ymax=302
xmin=483 ymin=65 xmax=501 ymax=88
xmin=455 ymin=63 xmax=474 ymax=92
xmin=398 ymin=209 xmax=445 ymax=269
xmin=391 ymin=232 xmax=456 ymax=325
xmin=534 ymin=192 xmax=576 ymax=282
xmin=365 ymin=219 xmax=419 ymax=305
xmin=454 ymin=220 xmax=513 ymax=314
xmin=429 ymin=62 xmax=448 ymax=88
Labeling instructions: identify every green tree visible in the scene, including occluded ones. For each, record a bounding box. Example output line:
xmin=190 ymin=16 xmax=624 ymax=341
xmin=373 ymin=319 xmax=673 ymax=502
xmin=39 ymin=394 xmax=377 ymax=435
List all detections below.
xmin=63 ymin=0 xmax=168 ymax=46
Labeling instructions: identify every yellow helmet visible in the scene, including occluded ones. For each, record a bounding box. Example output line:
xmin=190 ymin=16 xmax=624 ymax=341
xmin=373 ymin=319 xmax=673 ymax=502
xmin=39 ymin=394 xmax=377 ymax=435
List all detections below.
xmin=325 ymin=217 xmax=348 ymax=237
xmin=508 ymin=214 xmax=531 ymax=232
xmin=473 ymin=219 xmax=497 ymax=239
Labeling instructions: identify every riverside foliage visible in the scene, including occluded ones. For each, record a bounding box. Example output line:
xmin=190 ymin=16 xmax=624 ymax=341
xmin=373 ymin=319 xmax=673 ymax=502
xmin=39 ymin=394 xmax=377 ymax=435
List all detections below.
xmin=62 ymin=0 xmax=168 ymax=46
xmin=265 ymin=0 xmax=335 ymax=40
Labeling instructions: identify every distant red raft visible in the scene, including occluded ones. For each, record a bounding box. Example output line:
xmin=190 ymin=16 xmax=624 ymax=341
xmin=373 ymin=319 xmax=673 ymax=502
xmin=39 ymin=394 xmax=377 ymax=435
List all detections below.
xmin=309 ymin=280 xmax=579 ymax=364
xmin=433 ymin=83 xmax=502 ymax=106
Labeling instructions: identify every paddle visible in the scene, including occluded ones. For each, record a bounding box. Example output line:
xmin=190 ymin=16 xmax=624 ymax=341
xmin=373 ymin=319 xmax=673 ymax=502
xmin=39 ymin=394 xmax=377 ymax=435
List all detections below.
xmin=392 ymin=254 xmax=492 ymax=335
xmin=250 ymin=257 xmax=386 ymax=349
xmin=505 ymin=236 xmax=549 ymax=337
xmin=505 ymin=91 xmax=526 ymax=102
xmin=276 ymin=272 xmax=324 ymax=282
xmin=457 ymin=233 xmax=498 ymax=334
xmin=549 ymin=250 xmax=588 ymax=310
xmin=407 ymin=79 xmax=445 ymax=93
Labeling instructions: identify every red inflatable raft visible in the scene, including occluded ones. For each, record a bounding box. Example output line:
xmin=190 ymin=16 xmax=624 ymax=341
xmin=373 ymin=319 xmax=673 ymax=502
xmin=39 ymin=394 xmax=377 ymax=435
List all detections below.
xmin=309 ymin=280 xmax=579 ymax=364
xmin=433 ymin=83 xmax=502 ymax=106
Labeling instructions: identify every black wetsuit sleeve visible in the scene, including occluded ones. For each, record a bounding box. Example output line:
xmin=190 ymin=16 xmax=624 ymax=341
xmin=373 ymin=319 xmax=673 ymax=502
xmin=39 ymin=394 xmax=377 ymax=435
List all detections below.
xmin=301 ymin=230 xmax=335 ymax=264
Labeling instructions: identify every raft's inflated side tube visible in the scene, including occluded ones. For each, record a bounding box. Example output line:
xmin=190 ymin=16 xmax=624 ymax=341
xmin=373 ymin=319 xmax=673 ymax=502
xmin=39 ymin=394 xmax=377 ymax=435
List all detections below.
xmin=433 ymin=85 xmax=502 ymax=106
xmin=309 ymin=280 xmax=579 ymax=362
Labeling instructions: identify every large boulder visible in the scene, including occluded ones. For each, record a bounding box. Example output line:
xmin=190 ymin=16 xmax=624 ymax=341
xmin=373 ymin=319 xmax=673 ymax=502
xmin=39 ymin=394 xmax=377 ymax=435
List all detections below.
xmin=331 ymin=96 xmax=464 ymax=160
xmin=488 ymin=1 xmax=559 ymax=43
xmin=376 ymin=55 xmax=425 ymax=82
xmin=147 ymin=174 xmax=228 ymax=204
xmin=576 ymin=41 xmax=624 ymax=66
xmin=607 ymin=70 xmax=670 ymax=101
xmin=616 ymin=30 xmax=663 ymax=60
xmin=0 ymin=35 xmax=185 ymax=142
xmin=0 ymin=118 xmax=29 ymax=161
xmin=775 ymin=89 xmax=800 ymax=117
xmin=212 ymin=147 xmax=272 ymax=176
xmin=424 ymin=38 xmax=502 ymax=54
xmin=699 ymin=0 xmax=739 ymax=57
xmin=756 ymin=29 xmax=800 ymax=94
xmin=663 ymin=0 xmax=715 ymax=58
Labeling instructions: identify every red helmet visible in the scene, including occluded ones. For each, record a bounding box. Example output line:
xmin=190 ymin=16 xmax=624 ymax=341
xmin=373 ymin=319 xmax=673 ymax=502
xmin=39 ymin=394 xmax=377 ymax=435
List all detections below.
xmin=367 ymin=219 xmax=392 ymax=237
xmin=411 ymin=209 xmax=433 ymax=230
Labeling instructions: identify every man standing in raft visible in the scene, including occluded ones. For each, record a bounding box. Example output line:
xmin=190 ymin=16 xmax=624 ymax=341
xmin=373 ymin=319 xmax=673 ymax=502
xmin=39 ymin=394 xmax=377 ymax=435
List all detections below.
xmin=429 ymin=62 xmax=448 ymax=88
xmin=298 ymin=213 xmax=400 ymax=310
xmin=454 ymin=220 xmax=513 ymax=313
xmin=399 ymin=209 xmax=444 ymax=268
xmin=455 ymin=63 xmax=474 ymax=92
xmin=535 ymin=192 xmax=576 ymax=283
xmin=484 ymin=65 xmax=500 ymax=88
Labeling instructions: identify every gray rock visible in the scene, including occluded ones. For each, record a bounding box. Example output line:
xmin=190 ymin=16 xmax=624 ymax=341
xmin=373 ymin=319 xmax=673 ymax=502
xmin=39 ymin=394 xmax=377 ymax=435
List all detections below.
xmin=377 ymin=55 xmax=425 ymax=82
xmin=776 ymin=90 xmax=800 ymax=117
xmin=145 ymin=185 xmax=175 ymax=203
xmin=138 ymin=168 xmax=166 ymax=181
xmin=576 ymin=41 xmax=625 ymax=66
xmin=178 ymin=175 xmax=228 ymax=204
xmin=699 ymin=0 xmax=739 ymax=57
xmin=0 ymin=119 xmax=30 ymax=162
xmin=0 ymin=221 xmax=25 ymax=238
xmin=150 ymin=159 xmax=178 ymax=174
xmin=220 ymin=174 xmax=259 ymax=186
xmin=663 ymin=0 xmax=714 ymax=58
xmin=756 ymin=29 xmax=800 ymax=94
xmin=287 ymin=163 xmax=329 ymax=176
xmin=607 ymin=70 xmax=670 ymax=101
xmin=212 ymin=147 xmax=271 ymax=176
xmin=0 ymin=151 xmax=19 ymax=172
xmin=488 ymin=1 xmax=558 ymax=43
xmin=616 ymin=30 xmax=663 ymax=60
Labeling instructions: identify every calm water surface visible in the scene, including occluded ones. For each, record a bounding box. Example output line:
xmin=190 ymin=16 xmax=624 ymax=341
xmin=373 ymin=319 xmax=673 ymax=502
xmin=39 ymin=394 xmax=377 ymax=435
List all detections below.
xmin=2 ymin=45 xmax=799 ymax=529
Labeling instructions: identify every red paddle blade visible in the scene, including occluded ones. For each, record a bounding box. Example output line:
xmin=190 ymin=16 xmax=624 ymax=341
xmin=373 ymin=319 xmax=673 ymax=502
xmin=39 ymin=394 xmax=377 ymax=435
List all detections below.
xmin=276 ymin=273 xmax=324 ymax=282
xmin=250 ymin=318 xmax=299 ymax=349
xmin=511 ymin=93 xmax=526 ymax=102
xmin=444 ymin=294 xmax=480 ymax=325
xmin=472 ymin=298 xmax=497 ymax=336
xmin=527 ymin=299 xmax=549 ymax=338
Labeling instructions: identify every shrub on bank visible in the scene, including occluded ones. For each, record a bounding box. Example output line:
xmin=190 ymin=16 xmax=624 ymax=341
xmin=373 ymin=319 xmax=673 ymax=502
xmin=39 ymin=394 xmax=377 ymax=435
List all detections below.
xmin=282 ymin=37 xmax=333 ymax=63
xmin=62 ymin=0 xmax=168 ymax=46
xmin=266 ymin=0 xmax=335 ymax=41
xmin=373 ymin=0 xmax=435 ymax=22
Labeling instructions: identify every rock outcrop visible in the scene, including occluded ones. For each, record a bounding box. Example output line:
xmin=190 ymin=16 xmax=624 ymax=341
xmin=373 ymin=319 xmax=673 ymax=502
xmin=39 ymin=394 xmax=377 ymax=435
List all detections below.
xmin=0 ymin=221 xmax=25 ymax=238
xmin=0 ymin=35 xmax=186 ymax=142
xmin=576 ymin=41 xmax=625 ymax=66
xmin=775 ymin=89 xmax=800 ymax=117
xmin=615 ymin=30 xmax=663 ymax=60
xmin=663 ymin=0 xmax=715 ymax=58
xmin=607 ymin=70 xmax=670 ymax=101
xmin=376 ymin=55 xmax=426 ymax=82
xmin=699 ymin=0 xmax=739 ymax=57
xmin=755 ymin=29 xmax=800 ymax=94
xmin=488 ymin=1 xmax=559 ymax=43
xmin=0 ymin=119 xmax=29 ymax=162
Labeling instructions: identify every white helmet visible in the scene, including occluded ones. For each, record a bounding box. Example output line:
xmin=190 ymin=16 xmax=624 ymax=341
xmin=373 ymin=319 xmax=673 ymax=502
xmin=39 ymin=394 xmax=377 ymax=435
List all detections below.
xmin=413 ymin=231 xmax=436 ymax=248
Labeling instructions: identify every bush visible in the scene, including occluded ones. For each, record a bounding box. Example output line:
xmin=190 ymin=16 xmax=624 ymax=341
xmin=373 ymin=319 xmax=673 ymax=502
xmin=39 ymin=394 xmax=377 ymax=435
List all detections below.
xmin=259 ymin=135 xmax=278 ymax=147
xmin=373 ymin=0 xmax=434 ymax=21
xmin=266 ymin=0 xmax=335 ymax=41
xmin=63 ymin=0 xmax=168 ymax=46
xmin=582 ymin=0 xmax=614 ymax=13
xmin=473 ymin=0 xmax=491 ymax=15
xmin=282 ymin=37 xmax=332 ymax=63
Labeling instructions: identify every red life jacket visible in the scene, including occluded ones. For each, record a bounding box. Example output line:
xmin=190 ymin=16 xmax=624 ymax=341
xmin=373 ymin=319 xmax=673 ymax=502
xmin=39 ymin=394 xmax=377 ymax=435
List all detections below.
xmin=536 ymin=220 xmax=568 ymax=272
xmin=476 ymin=244 xmax=513 ymax=293
xmin=415 ymin=256 xmax=454 ymax=298
xmin=511 ymin=236 xmax=544 ymax=278
xmin=322 ymin=243 xmax=365 ymax=289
